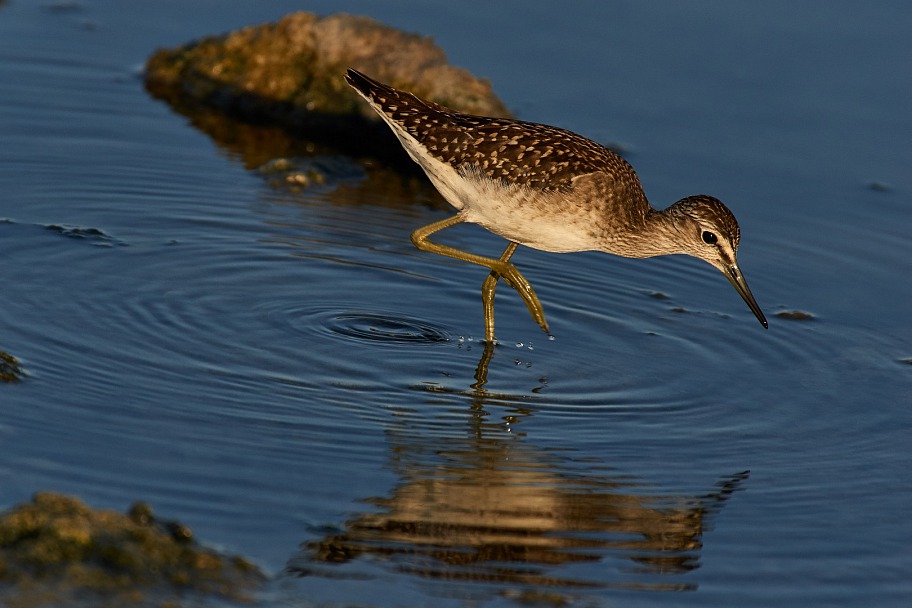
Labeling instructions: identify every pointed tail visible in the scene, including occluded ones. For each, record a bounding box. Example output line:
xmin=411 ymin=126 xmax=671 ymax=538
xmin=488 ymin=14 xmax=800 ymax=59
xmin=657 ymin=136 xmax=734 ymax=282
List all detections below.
xmin=344 ymin=68 xmax=387 ymax=101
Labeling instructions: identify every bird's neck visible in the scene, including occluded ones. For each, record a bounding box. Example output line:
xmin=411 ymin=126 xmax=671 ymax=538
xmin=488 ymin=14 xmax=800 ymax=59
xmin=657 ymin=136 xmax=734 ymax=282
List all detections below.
xmin=604 ymin=207 xmax=689 ymax=259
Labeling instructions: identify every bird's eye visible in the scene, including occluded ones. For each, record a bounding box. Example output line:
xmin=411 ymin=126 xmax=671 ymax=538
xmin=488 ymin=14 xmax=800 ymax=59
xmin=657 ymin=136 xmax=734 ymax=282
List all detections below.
xmin=701 ymin=230 xmax=718 ymax=245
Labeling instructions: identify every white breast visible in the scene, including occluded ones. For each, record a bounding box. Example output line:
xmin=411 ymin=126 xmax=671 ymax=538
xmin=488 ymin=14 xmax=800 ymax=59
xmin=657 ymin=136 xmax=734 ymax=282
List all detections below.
xmin=374 ymin=111 xmax=601 ymax=253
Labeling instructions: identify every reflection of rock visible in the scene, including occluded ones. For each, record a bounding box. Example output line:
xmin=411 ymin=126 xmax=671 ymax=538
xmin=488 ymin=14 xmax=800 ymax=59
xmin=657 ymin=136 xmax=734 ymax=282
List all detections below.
xmin=0 ymin=492 xmax=265 ymax=606
xmin=139 ymin=92 xmax=445 ymax=211
xmin=144 ymin=12 xmax=510 ymax=160
xmin=290 ymin=425 xmax=748 ymax=593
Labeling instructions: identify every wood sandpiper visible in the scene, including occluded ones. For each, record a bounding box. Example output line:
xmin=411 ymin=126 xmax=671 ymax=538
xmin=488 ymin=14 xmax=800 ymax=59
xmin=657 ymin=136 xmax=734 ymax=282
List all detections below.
xmin=345 ymin=68 xmax=768 ymax=342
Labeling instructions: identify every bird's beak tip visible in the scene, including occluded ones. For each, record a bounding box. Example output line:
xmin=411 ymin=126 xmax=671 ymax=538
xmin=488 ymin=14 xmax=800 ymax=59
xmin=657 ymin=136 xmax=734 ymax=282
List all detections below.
xmin=724 ymin=263 xmax=767 ymax=329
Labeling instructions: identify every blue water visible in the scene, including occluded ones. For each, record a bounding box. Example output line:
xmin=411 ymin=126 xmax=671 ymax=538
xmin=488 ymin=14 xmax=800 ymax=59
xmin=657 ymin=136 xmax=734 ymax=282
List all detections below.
xmin=1 ymin=1 xmax=910 ymax=606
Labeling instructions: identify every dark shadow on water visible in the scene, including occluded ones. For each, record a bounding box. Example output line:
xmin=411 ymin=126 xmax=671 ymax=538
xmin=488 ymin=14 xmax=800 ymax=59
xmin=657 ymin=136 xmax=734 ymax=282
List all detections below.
xmin=285 ymin=375 xmax=750 ymax=599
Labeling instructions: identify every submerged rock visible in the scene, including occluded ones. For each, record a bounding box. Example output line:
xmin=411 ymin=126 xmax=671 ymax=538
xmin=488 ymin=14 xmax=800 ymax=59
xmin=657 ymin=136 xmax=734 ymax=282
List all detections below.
xmin=0 ymin=351 xmax=24 ymax=383
xmin=144 ymin=11 xmax=510 ymax=158
xmin=0 ymin=492 xmax=266 ymax=607
xmin=774 ymin=310 xmax=815 ymax=321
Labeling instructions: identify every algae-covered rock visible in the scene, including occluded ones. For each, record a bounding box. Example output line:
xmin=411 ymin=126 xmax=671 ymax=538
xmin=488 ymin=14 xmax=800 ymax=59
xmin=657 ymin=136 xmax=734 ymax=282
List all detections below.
xmin=0 ymin=492 xmax=265 ymax=607
xmin=144 ymin=11 xmax=511 ymax=147
xmin=0 ymin=351 xmax=24 ymax=383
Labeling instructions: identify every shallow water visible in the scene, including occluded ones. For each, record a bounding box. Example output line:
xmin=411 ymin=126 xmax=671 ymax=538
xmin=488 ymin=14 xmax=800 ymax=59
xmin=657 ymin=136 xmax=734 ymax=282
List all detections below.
xmin=1 ymin=1 xmax=910 ymax=606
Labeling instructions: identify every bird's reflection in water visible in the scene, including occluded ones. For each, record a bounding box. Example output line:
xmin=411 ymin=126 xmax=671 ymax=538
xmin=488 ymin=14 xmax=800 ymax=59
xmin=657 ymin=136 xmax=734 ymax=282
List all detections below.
xmin=287 ymin=378 xmax=748 ymax=596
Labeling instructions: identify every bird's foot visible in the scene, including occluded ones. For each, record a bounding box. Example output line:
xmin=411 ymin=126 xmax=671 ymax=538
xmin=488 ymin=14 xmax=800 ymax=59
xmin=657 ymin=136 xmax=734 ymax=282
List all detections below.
xmin=493 ymin=263 xmax=550 ymax=336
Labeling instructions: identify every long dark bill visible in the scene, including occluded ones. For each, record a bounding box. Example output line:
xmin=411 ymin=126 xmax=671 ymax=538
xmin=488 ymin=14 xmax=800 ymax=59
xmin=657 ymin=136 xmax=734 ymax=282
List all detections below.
xmin=725 ymin=265 xmax=768 ymax=328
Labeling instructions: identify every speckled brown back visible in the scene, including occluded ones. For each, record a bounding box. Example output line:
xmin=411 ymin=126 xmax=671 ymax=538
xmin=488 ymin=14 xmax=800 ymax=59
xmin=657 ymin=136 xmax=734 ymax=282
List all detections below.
xmin=345 ymin=69 xmax=643 ymax=193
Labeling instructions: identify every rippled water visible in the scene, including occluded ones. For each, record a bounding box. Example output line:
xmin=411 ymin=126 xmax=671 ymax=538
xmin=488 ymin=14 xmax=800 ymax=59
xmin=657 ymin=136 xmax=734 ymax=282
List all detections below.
xmin=1 ymin=1 xmax=910 ymax=606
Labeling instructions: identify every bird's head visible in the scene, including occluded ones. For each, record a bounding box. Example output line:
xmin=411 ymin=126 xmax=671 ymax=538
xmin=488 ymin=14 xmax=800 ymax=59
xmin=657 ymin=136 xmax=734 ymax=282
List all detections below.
xmin=667 ymin=195 xmax=768 ymax=328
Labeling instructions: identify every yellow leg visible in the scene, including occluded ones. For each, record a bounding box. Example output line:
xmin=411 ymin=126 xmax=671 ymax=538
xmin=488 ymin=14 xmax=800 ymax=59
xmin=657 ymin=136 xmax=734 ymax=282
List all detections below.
xmin=410 ymin=216 xmax=550 ymax=337
xmin=481 ymin=242 xmax=519 ymax=343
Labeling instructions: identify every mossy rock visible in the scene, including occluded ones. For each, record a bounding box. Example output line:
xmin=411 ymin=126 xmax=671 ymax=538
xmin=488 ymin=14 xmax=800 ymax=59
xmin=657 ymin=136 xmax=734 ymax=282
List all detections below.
xmin=0 ymin=351 xmax=24 ymax=383
xmin=144 ymin=11 xmax=511 ymax=148
xmin=0 ymin=492 xmax=265 ymax=607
